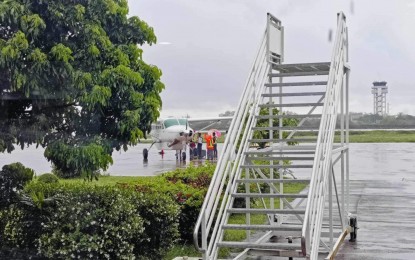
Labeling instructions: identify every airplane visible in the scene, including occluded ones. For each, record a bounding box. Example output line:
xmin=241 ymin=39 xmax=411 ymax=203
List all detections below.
xmin=142 ymin=117 xmax=232 ymax=161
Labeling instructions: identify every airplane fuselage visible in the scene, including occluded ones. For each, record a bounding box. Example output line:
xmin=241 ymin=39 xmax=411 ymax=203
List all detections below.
xmin=149 ymin=118 xmax=194 ymax=150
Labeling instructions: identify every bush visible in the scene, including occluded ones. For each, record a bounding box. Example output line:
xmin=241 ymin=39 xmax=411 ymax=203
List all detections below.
xmin=130 ymin=192 xmax=180 ymax=259
xmin=0 ymin=162 xmax=34 ymax=209
xmin=23 ymin=183 xmax=144 ymax=259
xmin=163 ymin=164 xmax=214 ymax=241
xmin=117 ymin=164 xmax=215 ymax=242
xmin=0 ymin=206 xmax=26 ymax=248
xmin=1 ymin=182 xmax=180 ymax=259
xmin=37 ymin=173 xmax=59 ymax=184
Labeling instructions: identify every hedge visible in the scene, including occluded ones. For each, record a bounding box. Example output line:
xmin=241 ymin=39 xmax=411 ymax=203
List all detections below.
xmin=0 ymin=162 xmax=216 ymax=258
xmin=116 ymin=163 xmax=215 ymax=242
xmin=0 ymin=182 xmax=180 ymax=259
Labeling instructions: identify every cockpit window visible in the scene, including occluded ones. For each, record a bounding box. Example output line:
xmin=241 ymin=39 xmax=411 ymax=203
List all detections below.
xmin=178 ymin=119 xmax=187 ymax=125
xmin=163 ymin=119 xmax=188 ymax=128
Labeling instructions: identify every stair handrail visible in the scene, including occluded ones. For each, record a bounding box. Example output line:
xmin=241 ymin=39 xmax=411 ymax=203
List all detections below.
xmin=193 ymin=29 xmax=269 ymax=257
xmin=207 ymin=55 xmax=270 ymax=259
xmin=301 ymin=12 xmax=348 ymax=259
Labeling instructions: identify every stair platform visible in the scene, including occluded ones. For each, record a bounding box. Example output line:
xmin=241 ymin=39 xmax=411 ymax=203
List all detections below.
xmin=272 ymin=62 xmax=331 ymax=73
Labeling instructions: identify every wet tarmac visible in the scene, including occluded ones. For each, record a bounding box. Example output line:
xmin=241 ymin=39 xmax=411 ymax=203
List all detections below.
xmin=0 ymin=143 xmax=223 ymax=176
xmin=335 ymin=143 xmax=415 ymax=259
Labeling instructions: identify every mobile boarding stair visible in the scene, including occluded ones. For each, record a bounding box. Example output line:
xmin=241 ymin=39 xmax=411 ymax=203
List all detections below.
xmin=194 ymin=13 xmax=351 ymax=259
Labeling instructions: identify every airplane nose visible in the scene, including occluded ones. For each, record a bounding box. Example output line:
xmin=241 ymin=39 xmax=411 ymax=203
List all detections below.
xmin=184 ymin=129 xmax=193 ymax=137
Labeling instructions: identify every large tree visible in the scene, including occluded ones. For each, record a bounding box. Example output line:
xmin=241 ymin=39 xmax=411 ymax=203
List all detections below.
xmin=0 ymin=0 xmax=164 ymax=178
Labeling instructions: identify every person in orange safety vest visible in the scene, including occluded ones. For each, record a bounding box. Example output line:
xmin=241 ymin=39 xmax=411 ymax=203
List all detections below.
xmin=204 ymin=133 xmax=214 ymax=160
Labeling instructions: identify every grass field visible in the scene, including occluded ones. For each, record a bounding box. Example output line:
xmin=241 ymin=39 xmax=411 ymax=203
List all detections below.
xmin=293 ymin=130 xmax=415 ymax=143
xmin=61 ymin=175 xmax=152 ymax=185
xmin=336 ymin=130 xmax=415 ymax=143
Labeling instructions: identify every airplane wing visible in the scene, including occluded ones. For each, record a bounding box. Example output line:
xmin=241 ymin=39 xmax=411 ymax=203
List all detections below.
xmin=187 ymin=116 xmax=233 ymax=132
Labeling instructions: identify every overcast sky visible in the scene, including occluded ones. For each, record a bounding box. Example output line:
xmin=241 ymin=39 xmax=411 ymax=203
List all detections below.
xmin=128 ymin=0 xmax=415 ymax=118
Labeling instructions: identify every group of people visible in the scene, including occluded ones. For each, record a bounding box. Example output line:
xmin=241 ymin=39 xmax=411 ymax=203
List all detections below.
xmin=167 ymin=130 xmax=219 ymax=161
xmin=189 ymin=132 xmax=218 ymax=160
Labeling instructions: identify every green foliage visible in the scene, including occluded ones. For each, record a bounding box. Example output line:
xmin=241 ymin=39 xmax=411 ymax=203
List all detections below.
xmin=253 ymin=107 xmax=299 ymax=148
xmin=44 ymin=139 xmax=113 ymax=179
xmin=37 ymin=173 xmax=59 ymax=183
xmin=163 ymin=243 xmax=201 ymax=260
xmin=131 ymin=192 xmax=180 ymax=259
xmin=117 ymin=163 xmax=215 ymax=242
xmin=35 ymin=186 xmax=143 ymax=259
xmin=0 ymin=0 xmax=164 ymax=178
xmin=0 ymin=162 xmax=34 ymax=209
xmin=0 ymin=182 xmax=180 ymax=259
xmin=0 ymin=205 xmax=27 ymax=248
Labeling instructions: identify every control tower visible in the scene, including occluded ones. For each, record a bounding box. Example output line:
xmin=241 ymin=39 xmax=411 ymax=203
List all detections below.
xmin=372 ymin=81 xmax=388 ymax=116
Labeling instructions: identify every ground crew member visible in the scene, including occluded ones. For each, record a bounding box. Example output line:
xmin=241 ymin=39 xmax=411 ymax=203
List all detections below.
xmin=197 ymin=132 xmax=203 ymax=159
xmin=212 ymin=132 xmax=218 ymax=159
xmin=204 ymin=133 xmax=214 ymax=160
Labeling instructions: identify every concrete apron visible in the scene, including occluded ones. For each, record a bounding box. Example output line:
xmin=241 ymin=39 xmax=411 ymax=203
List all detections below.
xmin=336 ymin=179 xmax=415 ymax=260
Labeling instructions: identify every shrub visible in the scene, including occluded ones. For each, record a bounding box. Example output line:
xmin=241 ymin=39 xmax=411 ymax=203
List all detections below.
xmin=130 ymin=192 xmax=180 ymax=259
xmin=0 ymin=162 xmax=34 ymax=209
xmin=10 ymin=182 xmax=180 ymax=259
xmin=163 ymin=163 xmax=215 ymax=189
xmin=0 ymin=192 xmax=50 ymax=251
xmin=0 ymin=206 xmax=26 ymax=248
xmin=116 ymin=164 xmax=215 ymax=243
xmin=162 ymin=164 xmax=214 ymax=241
xmin=24 ymin=183 xmax=144 ymax=259
xmin=37 ymin=173 xmax=59 ymax=184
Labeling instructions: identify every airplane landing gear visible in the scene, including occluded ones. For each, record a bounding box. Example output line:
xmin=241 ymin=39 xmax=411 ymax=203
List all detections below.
xmin=176 ymin=151 xmax=187 ymax=161
xmin=349 ymin=215 xmax=358 ymax=242
xmin=143 ymin=148 xmax=148 ymax=160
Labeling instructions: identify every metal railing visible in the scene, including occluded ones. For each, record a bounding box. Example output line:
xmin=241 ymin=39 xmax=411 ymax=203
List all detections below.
xmin=193 ymin=24 xmax=274 ymax=259
xmin=301 ymin=12 xmax=348 ymax=259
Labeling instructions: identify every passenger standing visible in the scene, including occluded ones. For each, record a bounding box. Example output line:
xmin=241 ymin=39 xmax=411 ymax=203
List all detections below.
xmin=212 ymin=132 xmax=218 ymax=159
xmin=197 ymin=132 xmax=203 ymax=159
xmin=189 ymin=141 xmax=196 ymax=160
xmin=204 ymin=133 xmax=214 ymax=160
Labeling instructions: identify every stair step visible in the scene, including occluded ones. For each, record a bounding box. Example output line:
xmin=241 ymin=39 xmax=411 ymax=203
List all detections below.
xmin=259 ymin=103 xmax=324 ymax=108
xmin=222 ymin=224 xmax=302 ymax=231
xmin=252 ymin=126 xmax=319 ymax=131
xmin=248 ymin=249 xmax=305 ymax=258
xmin=269 ymin=71 xmax=329 ymax=77
xmin=240 ymin=164 xmax=313 ymax=169
xmin=265 ymin=81 xmax=327 ymax=87
xmin=217 ymin=241 xmax=301 ymax=251
xmin=248 ymin=138 xmax=317 ymax=143
xmin=245 ymin=156 xmax=314 ymax=160
xmin=236 ymin=179 xmax=310 ymax=184
xmin=256 ymin=114 xmax=322 ymax=119
xmin=228 ymin=209 xmax=306 ymax=214
xmin=245 ymin=150 xmax=316 ymax=155
xmin=231 ymin=193 xmax=308 ymax=199
xmin=262 ymin=92 xmax=326 ymax=97
xmin=273 ymin=62 xmax=331 ymax=73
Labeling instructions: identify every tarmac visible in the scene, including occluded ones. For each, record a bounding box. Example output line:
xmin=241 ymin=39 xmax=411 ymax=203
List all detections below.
xmin=334 ymin=143 xmax=415 ymax=260
xmin=335 ymin=178 xmax=415 ymax=259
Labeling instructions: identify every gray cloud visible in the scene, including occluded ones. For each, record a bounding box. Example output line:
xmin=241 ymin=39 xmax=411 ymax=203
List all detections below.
xmin=130 ymin=0 xmax=415 ymax=117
